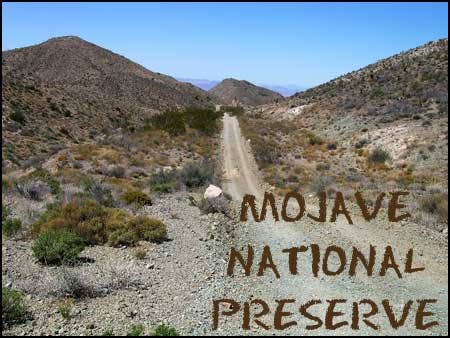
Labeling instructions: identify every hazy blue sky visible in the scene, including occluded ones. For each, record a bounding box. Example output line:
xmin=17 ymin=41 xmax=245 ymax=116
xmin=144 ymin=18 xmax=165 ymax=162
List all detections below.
xmin=2 ymin=2 xmax=448 ymax=87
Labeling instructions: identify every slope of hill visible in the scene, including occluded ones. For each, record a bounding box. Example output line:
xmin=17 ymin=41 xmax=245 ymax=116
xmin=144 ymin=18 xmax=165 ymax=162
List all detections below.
xmin=209 ymin=78 xmax=283 ymax=106
xmin=241 ymin=38 xmax=448 ymax=231
xmin=2 ymin=36 xmax=215 ymax=166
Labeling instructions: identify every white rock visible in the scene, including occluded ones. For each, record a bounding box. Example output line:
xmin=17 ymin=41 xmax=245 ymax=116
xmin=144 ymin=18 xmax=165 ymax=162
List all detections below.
xmin=204 ymin=184 xmax=222 ymax=199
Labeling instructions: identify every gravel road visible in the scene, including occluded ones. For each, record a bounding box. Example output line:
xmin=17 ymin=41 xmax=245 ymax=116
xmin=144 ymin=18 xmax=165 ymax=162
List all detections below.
xmin=220 ymin=113 xmax=448 ymax=335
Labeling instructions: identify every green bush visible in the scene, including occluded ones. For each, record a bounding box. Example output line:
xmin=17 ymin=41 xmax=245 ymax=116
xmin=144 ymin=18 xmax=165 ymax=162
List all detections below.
xmin=184 ymin=107 xmax=222 ymax=136
xmin=107 ymin=228 xmax=138 ymax=247
xmin=153 ymin=324 xmax=179 ymax=336
xmin=127 ymin=324 xmax=144 ymax=336
xmin=32 ymin=229 xmax=86 ymax=265
xmin=127 ymin=215 xmax=167 ymax=243
xmin=101 ymin=328 xmax=114 ymax=336
xmin=2 ymin=203 xmax=11 ymax=222
xmin=9 ymin=110 xmax=26 ymax=124
xmin=148 ymin=110 xmax=186 ymax=136
xmin=30 ymin=197 xmax=168 ymax=247
xmin=178 ymin=163 xmax=214 ymax=188
xmin=149 ymin=170 xmax=179 ymax=192
xmin=2 ymin=218 xmax=22 ymax=237
xmin=147 ymin=107 xmax=222 ymax=136
xmin=2 ymin=288 xmax=26 ymax=325
xmin=368 ymin=148 xmax=391 ymax=164
xmin=122 ymin=189 xmax=152 ymax=207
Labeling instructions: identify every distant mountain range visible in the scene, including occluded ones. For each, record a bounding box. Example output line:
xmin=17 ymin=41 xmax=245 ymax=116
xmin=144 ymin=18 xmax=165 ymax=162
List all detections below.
xmin=177 ymin=77 xmax=306 ymax=97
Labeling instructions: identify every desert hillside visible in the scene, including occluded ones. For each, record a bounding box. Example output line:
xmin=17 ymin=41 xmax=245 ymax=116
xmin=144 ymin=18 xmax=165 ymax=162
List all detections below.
xmin=209 ymin=78 xmax=283 ymax=106
xmin=2 ymin=36 xmax=216 ymax=167
xmin=240 ymin=38 xmax=448 ymax=231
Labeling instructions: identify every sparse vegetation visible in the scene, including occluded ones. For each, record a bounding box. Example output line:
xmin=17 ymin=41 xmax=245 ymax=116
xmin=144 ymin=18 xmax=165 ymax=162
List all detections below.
xmin=127 ymin=324 xmax=144 ymax=336
xmin=2 ymin=288 xmax=26 ymax=325
xmin=2 ymin=218 xmax=22 ymax=237
xmin=368 ymin=148 xmax=391 ymax=164
xmin=122 ymin=188 xmax=152 ymax=207
xmin=30 ymin=197 xmax=167 ymax=247
xmin=419 ymin=193 xmax=448 ymax=222
xmin=153 ymin=324 xmax=179 ymax=336
xmin=57 ymin=298 xmax=74 ymax=319
xmin=9 ymin=110 xmax=26 ymax=125
xmin=32 ymin=229 xmax=86 ymax=265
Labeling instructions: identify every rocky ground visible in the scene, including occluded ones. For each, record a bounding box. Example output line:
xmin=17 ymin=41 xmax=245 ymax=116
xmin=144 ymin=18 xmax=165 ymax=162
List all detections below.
xmin=2 ymin=193 xmax=244 ymax=336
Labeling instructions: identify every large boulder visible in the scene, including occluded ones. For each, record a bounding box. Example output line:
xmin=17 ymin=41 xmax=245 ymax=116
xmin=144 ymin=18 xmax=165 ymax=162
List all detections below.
xmin=204 ymin=184 xmax=223 ymax=199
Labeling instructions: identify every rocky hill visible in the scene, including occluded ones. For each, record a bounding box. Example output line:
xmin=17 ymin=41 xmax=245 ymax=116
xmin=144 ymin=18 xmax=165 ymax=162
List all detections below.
xmin=2 ymin=36 xmax=215 ymax=166
xmin=242 ymin=38 xmax=448 ymax=230
xmin=209 ymin=78 xmax=283 ymax=106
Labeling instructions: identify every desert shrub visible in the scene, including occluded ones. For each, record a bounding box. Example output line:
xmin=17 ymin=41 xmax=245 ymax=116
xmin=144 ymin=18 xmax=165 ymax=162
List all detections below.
xmin=419 ymin=193 xmax=448 ymax=222
xmin=17 ymin=169 xmax=61 ymax=196
xmin=149 ymin=170 xmax=178 ymax=192
xmin=197 ymin=195 xmax=232 ymax=217
xmin=307 ymin=132 xmax=324 ymax=146
xmin=153 ymin=324 xmax=179 ymax=336
xmin=311 ymin=176 xmax=335 ymax=196
xmin=54 ymin=267 xmax=99 ymax=298
xmin=127 ymin=215 xmax=167 ymax=243
xmin=252 ymin=138 xmax=280 ymax=167
xmin=15 ymin=179 xmax=51 ymax=201
xmin=127 ymin=324 xmax=145 ymax=336
xmin=2 ymin=203 xmax=11 ymax=221
xmin=2 ymin=218 xmax=22 ymax=237
xmin=106 ymin=165 xmax=126 ymax=178
xmin=2 ymin=288 xmax=26 ymax=325
xmin=9 ymin=110 xmax=26 ymax=125
xmin=355 ymin=139 xmax=369 ymax=149
xmin=30 ymin=197 xmax=167 ymax=247
xmin=178 ymin=163 xmax=214 ymax=188
xmin=368 ymin=148 xmax=391 ymax=164
xmin=148 ymin=110 xmax=186 ymax=136
xmin=32 ymin=229 xmax=86 ymax=265
xmin=221 ymin=105 xmax=244 ymax=116
xmin=327 ymin=143 xmax=338 ymax=150
xmin=107 ymin=228 xmax=138 ymax=247
xmin=101 ymin=328 xmax=114 ymax=336
xmin=184 ymin=107 xmax=222 ymax=136
xmin=122 ymin=189 xmax=152 ymax=207
xmin=316 ymin=163 xmax=330 ymax=171
xmin=57 ymin=298 xmax=73 ymax=319
xmin=133 ymin=248 xmax=147 ymax=260
xmin=81 ymin=178 xmax=114 ymax=207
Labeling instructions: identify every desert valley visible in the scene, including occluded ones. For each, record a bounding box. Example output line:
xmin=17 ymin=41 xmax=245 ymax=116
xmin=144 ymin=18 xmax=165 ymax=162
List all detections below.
xmin=2 ymin=33 xmax=448 ymax=336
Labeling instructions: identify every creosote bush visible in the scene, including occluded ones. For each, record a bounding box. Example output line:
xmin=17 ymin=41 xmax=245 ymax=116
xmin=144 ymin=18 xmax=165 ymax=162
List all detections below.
xmin=32 ymin=229 xmax=86 ymax=265
xmin=2 ymin=288 xmax=26 ymax=325
xmin=122 ymin=188 xmax=152 ymax=207
xmin=368 ymin=148 xmax=391 ymax=164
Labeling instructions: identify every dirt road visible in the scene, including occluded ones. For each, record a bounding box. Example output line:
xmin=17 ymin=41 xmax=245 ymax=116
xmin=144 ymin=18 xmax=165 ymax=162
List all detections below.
xmin=220 ymin=113 xmax=448 ymax=335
